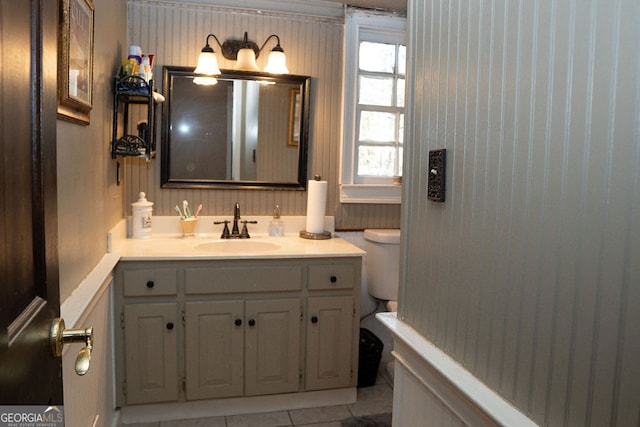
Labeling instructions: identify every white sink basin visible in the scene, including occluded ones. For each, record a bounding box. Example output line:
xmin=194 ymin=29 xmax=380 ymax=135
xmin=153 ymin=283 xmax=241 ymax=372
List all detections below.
xmin=194 ymin=240 xmax=281 ymax=253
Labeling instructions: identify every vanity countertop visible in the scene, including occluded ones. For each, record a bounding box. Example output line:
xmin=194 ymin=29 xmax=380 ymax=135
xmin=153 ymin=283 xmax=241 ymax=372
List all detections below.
xmin=110 ymin=216 xmax=365 ymax=261
xmin=112 ymin=233 xmax=365 ymax=261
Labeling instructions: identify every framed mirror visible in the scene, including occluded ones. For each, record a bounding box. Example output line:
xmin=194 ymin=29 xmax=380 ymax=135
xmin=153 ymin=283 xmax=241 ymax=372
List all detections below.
xmin=161 ymin=66 xmax=310 ymax=189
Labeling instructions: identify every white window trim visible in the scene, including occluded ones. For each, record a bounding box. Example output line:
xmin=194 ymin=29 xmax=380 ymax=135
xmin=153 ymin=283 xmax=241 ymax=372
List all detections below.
xmin=340 ymin=183 xmax=403 ymax=204
xmin=340 ymin=9 xmax=406 ymax=204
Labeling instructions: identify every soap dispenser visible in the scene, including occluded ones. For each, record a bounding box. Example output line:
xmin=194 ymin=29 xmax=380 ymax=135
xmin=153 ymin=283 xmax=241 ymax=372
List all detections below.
xmin=268 ymin=204 xmax=284 ymax=237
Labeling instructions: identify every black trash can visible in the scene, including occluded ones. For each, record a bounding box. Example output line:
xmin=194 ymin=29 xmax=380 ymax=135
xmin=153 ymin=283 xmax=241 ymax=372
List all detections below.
xmin=357 ymin=328 xmax=383 ymax=387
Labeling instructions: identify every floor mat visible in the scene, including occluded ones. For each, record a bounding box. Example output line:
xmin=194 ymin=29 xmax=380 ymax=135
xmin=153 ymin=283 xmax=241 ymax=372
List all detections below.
xmin=341 ymin=413 xmax=392 ymax=427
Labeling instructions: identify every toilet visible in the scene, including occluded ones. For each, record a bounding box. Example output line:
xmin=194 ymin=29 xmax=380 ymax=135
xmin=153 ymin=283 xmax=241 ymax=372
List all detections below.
xmin=364 ymin=229 xmax=401 ymax=385
xmin=364 ymin=229 xmax=401 ymax=311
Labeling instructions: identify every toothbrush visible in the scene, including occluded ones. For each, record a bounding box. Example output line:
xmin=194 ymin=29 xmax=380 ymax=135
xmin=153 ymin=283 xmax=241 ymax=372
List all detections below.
xmin=175 ymin=205 xmax=184 ymax=219
xmin=183 ymin=200 xmax=191 ymax=218
xmin=194 ymin=204 xmax=203 ymax=218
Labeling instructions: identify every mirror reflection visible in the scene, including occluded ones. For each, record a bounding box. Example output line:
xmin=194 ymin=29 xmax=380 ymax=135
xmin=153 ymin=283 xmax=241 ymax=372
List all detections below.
xmin=161 ymin=66 xmax=310 ymax=189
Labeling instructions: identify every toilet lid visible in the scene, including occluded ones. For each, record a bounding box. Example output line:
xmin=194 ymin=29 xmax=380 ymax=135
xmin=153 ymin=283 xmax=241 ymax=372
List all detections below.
xmin=364 ymin=229 xmax=401 ymax=244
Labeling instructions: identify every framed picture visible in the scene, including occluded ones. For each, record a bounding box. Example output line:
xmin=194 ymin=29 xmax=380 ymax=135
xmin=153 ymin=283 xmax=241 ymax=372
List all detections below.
xmin=57 ymin=0 xmax=95 ymax=125
xmin=288 ymin=88 xmax=301 ymax=147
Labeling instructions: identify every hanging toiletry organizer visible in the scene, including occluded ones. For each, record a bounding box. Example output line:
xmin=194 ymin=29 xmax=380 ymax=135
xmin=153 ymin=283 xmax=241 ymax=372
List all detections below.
xmin=110 ymin=75 xmax=157 ymax=161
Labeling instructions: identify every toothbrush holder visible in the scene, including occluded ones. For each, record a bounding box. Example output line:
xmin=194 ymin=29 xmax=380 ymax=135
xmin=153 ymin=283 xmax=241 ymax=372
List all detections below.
xmin=180 ymin=217 xmax=198 ymax=237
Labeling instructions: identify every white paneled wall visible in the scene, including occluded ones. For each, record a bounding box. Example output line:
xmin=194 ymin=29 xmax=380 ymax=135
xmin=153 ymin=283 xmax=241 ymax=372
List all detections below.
xmin=401 ymin=0 xmax=640 ymax=425
xmin=125 ymin=0 xmax=343 ymax=217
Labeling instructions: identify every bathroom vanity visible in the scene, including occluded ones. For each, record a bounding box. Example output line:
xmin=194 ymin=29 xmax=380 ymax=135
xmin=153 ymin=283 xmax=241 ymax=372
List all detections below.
xmin=112 ymin=229 xmax=364 ymax=414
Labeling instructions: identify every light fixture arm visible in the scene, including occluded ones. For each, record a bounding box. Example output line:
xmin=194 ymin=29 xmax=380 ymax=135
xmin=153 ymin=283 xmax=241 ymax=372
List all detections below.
xmin=259 ymin=34 xmax=284 ymax=54
xmin=206 ymin=34 xmax=223 ymax=49
xmin=202 ymin=33 xmax=223 ymax=53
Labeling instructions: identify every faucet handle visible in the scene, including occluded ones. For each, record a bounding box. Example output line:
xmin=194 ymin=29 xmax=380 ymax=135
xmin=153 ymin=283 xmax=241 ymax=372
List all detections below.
xmin=214 ymin=220 xmax=231 ymax=238
xmin=239 ymin=220 xmax=257 ymax=239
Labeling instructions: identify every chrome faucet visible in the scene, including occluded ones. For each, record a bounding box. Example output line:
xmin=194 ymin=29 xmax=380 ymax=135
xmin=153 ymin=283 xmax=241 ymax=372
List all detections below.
xmin=214 ymin=202 xmax=257 ymax=238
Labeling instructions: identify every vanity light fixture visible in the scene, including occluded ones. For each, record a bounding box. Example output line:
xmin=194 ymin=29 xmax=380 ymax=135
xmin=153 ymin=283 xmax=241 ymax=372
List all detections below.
xmin=195 ymin=31 xmax=289 ymax=83
xmin=194 ymin=34 xmax=222 ymax=85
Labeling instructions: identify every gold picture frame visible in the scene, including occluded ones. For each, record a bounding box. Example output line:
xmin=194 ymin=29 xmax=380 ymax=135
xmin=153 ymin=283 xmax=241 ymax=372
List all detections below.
xmin=288 ymin=88 xmax=301 ymax=147
xmin=57 ymin=0 xmax=95 ymax=125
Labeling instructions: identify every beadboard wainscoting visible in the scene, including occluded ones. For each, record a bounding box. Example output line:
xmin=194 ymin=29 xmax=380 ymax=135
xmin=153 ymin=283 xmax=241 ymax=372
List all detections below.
xmin=379 ymin=313 xmax=537 ymax=427
xmin=399 ymin=0 xmax=640 ymax=425
xmin=61 ymin=255 xmax=120 ymax=427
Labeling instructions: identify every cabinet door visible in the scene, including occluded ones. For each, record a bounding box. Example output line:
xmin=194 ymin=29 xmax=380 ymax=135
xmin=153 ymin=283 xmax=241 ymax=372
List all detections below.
xmin=184 ymin=301 xmax=244 ymax=400
xmin=244 ymin=298 xmax=301 ymax=396
xmin=123 ymin=303 xmax=179 ymax=404
xmin=306 ymin=296 xmax=354 ymax=390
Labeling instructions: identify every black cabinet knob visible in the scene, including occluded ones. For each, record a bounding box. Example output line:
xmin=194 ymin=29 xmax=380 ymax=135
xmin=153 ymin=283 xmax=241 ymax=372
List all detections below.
xmin=146 ymin=280 xmax=155 ymax=288
xmin=311 ymin=316 xmax=318 ymax=324
xmin=330 ymin=275 xmax=337 ymax=283
xmin=235 ymin=319 xmax=242 ymax=326
xmin=248 ymin=319 xmax=256 ymax=327
xmin=166 ymin=322 xmax=174 ymax=330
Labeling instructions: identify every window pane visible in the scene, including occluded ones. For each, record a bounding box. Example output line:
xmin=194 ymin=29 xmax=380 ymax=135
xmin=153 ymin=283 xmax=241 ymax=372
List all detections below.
xmin=357 ymin=145 xmax=396 ymax=176
xmin=398 ymin=146 xmax=403 ymax=176
xmin=399 ymin=113 xmax=404 ymax=143
xmin=359 ymin=111 xmax=396 ymax=142
xmin=398 ymin=45 xmax=406 ymax=75
xmin=359 ymin=41 xmax=396 ymax=73
xmin=396 ymin=78 xmax=405 ymax=107
xmin=359 ymin=76 xmax=394 ymax=106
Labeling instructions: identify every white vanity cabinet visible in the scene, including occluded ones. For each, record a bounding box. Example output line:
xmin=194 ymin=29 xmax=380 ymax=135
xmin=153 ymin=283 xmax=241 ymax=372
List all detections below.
xmin=114 ymin=256 xmax=361 ymax=408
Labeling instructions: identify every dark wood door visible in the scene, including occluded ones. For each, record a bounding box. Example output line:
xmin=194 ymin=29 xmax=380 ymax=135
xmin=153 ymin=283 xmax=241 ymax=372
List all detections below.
xmin=0 ymin=0 xmax=63 ymax=404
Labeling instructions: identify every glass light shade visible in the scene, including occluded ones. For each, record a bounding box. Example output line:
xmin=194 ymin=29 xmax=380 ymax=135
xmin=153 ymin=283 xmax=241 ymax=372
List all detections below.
xmin=234 ymin=48 xmax=260 ymax=71
xmin=264 ymin=50 xmax=289 ymax=74
xmin=194 ymin=51 xmax=221 ymax=76
xmin=193 ymin=76 xmax=218 ymax=86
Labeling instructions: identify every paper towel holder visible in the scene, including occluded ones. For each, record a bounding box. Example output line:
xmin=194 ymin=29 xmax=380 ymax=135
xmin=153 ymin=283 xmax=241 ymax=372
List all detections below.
xmin=300 ymin=175 xmax=332 ymax=240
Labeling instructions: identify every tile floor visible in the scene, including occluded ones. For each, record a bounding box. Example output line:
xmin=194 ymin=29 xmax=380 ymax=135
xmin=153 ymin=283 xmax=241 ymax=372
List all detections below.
xmin=118 ymin=376 xmax=393 ymax=427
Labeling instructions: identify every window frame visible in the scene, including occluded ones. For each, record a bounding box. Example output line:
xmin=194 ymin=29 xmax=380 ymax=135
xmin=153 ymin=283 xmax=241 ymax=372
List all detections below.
xmin=340 ymin=9 xmax=406 ymax=204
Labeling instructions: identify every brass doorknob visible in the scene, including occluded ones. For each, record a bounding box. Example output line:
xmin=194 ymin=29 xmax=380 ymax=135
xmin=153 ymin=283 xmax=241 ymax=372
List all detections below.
xmin=50 ymin=318 xmax=93 ymax=376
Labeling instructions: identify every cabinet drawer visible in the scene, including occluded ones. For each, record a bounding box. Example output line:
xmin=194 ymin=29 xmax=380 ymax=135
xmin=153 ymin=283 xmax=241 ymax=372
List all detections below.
xmin=308 ymin=263 xmax=356 ymax=290
xmin=185 ymin=266 xmax=303 ymax=294
xmin=123 ymin=268 xmax=178 ymax=296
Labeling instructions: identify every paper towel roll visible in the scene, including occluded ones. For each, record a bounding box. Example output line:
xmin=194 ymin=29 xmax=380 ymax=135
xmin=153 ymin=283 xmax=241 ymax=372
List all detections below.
xmin=305 ymin=180 xmax=327 ymax=234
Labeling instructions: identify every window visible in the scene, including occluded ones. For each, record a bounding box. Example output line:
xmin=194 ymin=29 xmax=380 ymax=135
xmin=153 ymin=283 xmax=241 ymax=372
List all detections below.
xmin=340 ymin=10 xmax=406 ymax=204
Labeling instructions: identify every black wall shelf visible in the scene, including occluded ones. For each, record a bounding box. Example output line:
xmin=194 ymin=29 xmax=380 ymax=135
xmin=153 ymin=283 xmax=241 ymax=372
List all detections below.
xmin=111 ymin=75 xmax=157 ymax=161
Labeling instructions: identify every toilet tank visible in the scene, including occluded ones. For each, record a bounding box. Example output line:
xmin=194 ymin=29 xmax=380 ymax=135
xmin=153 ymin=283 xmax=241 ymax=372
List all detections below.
xmin=364 ymin=229 xmax=400 ymax=301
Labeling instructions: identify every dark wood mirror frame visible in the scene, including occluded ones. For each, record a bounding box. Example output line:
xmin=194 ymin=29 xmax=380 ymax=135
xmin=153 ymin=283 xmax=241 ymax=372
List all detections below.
xmin=161 ymin=66 xmax=310 ymax=190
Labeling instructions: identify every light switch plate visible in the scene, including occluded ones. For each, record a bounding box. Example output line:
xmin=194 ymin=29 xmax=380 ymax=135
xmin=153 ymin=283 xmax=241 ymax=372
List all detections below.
xmin=427 ymin=149 xmax=446 ymax=202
